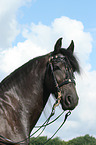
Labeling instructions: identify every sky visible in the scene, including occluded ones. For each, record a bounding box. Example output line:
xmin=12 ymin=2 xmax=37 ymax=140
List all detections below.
xmin=0 ymin=0 xmax=96 ymax=141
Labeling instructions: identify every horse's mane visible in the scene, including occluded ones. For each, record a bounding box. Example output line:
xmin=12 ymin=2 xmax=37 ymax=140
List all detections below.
xmin=52 ymin=48 xmax=80 ymax=74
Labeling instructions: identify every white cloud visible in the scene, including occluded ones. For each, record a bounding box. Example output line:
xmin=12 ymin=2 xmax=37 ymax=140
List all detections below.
xmin=76 ymin=70 xmax=96 ymax=123
xmin=0 ymin=0 xmax=32 ymax=49
xmin=0 ymin=14 xmax=96 ymax=141
xmin=22 ymin=17 xmax=92 ymax=69
xmin=0 ymin=40 xmax=47 ymax=74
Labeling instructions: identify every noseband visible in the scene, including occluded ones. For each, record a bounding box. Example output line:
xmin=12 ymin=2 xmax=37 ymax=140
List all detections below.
xmin=48 ymin=55 xmax=75 ymax=109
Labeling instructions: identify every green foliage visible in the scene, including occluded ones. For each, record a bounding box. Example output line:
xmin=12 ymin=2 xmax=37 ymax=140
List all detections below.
xmin=46 ymin=137 xmax=64 ymax=145
xmin=30 ymin=136 xmax=65 ymax=145
xmin=30 ymin=136 xmax=47 ymax=145
xmin=30 ymin=134 xmax=96 ymax=145
xmin=67 ymin=134 xmax=96 ymax=145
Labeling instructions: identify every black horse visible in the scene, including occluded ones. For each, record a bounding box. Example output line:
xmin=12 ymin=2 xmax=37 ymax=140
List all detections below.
xmin=0 ymin=38 xmax=80 ymax=144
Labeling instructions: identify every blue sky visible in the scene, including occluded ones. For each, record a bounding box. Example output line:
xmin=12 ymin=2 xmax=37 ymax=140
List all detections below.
xmin=0 ymin=0 xmax=96 ymax=141
xmin=16 ymin=0 xmax=96 ymax=69
xmin=17 ymin=0 xmax=96 ymax=27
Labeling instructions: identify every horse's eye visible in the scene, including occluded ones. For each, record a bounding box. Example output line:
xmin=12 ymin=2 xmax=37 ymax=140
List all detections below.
xmin=53 ymin=66 xmax=61 ymax=71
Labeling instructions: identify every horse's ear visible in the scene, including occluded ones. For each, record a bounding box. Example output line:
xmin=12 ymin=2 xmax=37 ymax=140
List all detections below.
xmin=67 ymin=40 xmax=74 ymax=53
xmin=54 ymin=38 xmax=63 ymax=53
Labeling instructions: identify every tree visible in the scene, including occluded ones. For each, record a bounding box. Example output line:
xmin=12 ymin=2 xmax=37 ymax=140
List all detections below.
xmin=30 ymin=136 xmax=47 ymax=145
xmin=66 ymin=134 xmax=96 ymax=145
xmin=30 ymin=134 xmax=96 ymax=145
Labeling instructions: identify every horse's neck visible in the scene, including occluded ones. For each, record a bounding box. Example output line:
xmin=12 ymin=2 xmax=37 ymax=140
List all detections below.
xmin=12 ymin=55 xmax=50 ymax=134
xmin=0 ymin=54 xmax=51 ymax=142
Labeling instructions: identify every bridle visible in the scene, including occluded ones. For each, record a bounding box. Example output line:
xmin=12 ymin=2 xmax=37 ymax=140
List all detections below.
xmin=48 ymin=54 xmax=76 ymax=109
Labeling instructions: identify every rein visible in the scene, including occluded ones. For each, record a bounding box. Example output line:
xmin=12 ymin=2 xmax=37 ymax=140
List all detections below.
xmin=0 ymin=55 xmax=75 ymax=145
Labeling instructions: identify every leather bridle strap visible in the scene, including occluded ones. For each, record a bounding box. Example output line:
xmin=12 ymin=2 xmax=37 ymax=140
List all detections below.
xmin=48 ymin=60 xmax=60 ymax=93
xmin=59 ymin=79 xmax=75 ymax=88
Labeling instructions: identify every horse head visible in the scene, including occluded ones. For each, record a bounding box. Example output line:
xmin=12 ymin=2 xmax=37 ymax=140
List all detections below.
xmin=45 ymin=38 xmax=80 ymax=111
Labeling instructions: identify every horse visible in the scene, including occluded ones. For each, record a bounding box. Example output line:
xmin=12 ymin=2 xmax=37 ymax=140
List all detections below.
xmin=0 ymin=38 xmax=80 ymax=144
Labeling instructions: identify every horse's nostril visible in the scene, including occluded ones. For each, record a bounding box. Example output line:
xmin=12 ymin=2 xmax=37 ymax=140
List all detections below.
xmin=65 ymin=95 xmax=72 ymax=106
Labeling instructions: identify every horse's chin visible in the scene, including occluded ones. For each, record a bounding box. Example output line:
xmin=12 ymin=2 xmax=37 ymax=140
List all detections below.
xmin=61 ymin=105 xmax=76 ymax=111
xmin=61 ymin=100 xmax=77 ymax=111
